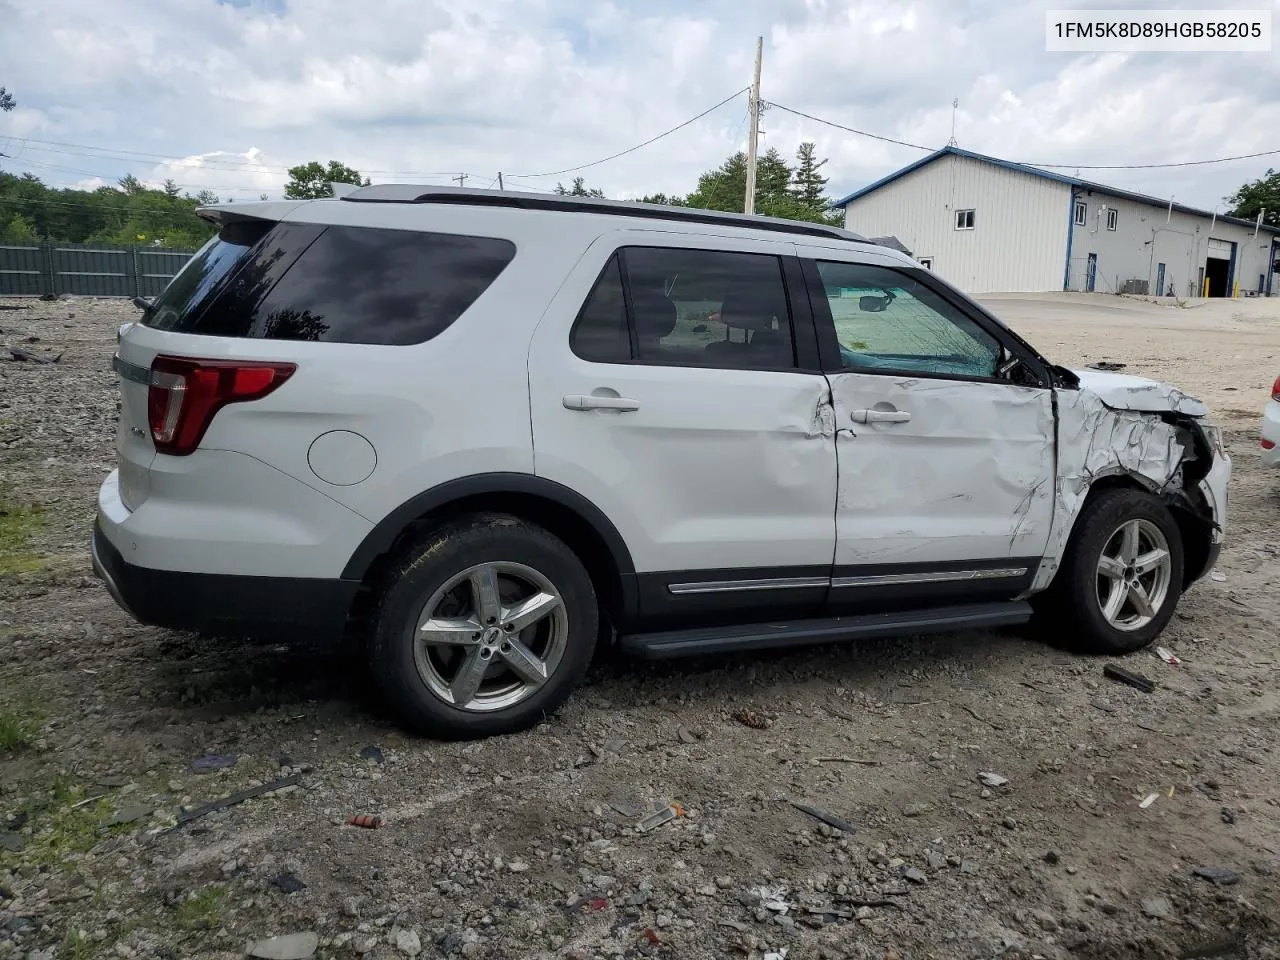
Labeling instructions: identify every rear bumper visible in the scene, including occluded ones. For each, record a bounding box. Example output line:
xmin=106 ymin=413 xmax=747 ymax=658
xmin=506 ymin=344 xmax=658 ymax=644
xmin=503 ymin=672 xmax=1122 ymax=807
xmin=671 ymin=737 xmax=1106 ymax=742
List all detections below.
xmin=92 ymin=519 xmax=360 ymax=640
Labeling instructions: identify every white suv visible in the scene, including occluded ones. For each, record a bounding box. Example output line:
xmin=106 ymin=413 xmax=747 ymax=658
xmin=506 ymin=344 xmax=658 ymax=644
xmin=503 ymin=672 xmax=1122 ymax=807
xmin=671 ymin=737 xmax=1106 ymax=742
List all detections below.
xmin=94 ymin=187 xmax=1231 ymax=739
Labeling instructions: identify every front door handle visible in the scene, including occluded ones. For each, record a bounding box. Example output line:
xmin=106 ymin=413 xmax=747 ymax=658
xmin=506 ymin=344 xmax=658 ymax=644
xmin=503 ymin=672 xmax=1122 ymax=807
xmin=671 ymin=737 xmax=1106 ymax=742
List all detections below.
xmin=563 ymin=394 xmax=641 ymax=412
xmin=850 ymin=408 xmax=911 ymax=424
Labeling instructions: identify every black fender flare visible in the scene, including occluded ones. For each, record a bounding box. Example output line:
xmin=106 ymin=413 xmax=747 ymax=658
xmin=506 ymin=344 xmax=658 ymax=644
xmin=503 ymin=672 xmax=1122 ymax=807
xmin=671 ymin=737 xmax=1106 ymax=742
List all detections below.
xmin=341 ymin=471 xmax=637 ymax=592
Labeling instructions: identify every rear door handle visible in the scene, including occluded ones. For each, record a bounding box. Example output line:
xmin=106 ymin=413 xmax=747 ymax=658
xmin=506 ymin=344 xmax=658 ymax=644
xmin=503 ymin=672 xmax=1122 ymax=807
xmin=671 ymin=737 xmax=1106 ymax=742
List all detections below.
xmin=850 ymin=408 xmax=911 ymax=424
xmin=563 ymin=394 xmax=641 ymax=412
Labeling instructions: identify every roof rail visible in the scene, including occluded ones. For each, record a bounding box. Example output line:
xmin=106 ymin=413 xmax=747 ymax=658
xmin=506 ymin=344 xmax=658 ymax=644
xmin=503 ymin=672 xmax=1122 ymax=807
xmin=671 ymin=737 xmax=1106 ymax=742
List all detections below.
xmin=339 ymin=184 xmax=869 ymax=243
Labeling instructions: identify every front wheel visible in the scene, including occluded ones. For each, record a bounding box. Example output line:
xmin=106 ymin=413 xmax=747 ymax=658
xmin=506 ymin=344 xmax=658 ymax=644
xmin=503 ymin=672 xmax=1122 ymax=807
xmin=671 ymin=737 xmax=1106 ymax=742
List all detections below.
xmin=369 ymin=514 xmax=598 ymax=739
xmin=1041 ymin=488 xmax=1185 ymax=654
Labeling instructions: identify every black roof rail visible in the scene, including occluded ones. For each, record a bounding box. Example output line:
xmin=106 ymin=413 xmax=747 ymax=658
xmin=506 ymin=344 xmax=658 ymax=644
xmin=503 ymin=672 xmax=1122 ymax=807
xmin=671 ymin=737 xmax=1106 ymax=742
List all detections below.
xmin=339 ymin=184 xmax=869 ymax=243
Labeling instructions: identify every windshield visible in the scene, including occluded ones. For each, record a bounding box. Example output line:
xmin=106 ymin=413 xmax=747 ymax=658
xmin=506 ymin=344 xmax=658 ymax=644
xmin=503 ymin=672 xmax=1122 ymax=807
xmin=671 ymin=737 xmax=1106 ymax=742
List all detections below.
xmin=142 ymin=220 xmax=273 ymax=331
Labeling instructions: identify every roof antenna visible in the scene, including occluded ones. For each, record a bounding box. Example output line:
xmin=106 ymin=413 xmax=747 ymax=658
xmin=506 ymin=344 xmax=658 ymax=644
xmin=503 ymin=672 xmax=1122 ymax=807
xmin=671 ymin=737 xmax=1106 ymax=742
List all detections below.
xmin=947 ymin=98 xmax=959 ymax=147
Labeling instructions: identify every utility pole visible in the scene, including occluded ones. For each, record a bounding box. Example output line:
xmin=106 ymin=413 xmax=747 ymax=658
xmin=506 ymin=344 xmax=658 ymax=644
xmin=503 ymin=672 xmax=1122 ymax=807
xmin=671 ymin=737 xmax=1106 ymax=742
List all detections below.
xmin=744 ymin=36 xmax=763 ymax=216
xmin=453 ymin=173 xmax=468 ymax=188
xmin=497 ymin=172 xmax=504 ymax=191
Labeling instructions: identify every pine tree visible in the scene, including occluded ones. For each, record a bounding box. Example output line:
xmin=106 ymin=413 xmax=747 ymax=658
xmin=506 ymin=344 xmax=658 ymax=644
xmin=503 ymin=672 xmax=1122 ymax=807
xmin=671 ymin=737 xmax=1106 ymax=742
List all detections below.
xmin=791 ymin=142 xmax=829 ymax=214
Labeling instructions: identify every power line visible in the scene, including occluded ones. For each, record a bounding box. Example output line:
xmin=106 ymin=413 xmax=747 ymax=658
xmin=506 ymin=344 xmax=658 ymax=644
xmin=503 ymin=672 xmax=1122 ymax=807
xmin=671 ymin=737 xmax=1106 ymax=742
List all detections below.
xmin=763 ymin=101 xmax=933 ymax=152
xmin=765 ymin=99 xmax=1280 ymax=171
xmin=512 ymin=87 xmax=749 ymax=179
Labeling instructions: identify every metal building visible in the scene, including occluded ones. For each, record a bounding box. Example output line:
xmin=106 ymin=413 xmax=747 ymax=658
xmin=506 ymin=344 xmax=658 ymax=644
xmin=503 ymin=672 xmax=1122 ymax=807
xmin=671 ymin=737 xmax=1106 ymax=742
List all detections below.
xmin=833 ymin=146 xmax=1280 ymax=297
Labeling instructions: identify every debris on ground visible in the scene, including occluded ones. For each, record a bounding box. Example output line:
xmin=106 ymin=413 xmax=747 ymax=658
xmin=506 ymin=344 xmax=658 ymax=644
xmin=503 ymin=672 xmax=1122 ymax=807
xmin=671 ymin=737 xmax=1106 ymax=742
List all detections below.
xmin=104 ymin=803 xmax=154 ymax=826
xmin=171 ymin=773 xmax=304 ymax=829
xmin=1193 ymin=866 xmax=1242 ymax=886
xmin=1139 ymin=792 xmax=1160 ymax=809
xmin=1103 ymin=663 xmax=1156 ymax=693
xmin=789 ymin=801 xmax=855 ymax=833
xmin=359 ymin=745 xmax=384 ymax=764
xmin=192 ymin=753 xmax=237 ymax=773
xmin=271 ymin=871 xmax=307 ymax=893
xmin=1210 ymin=571 xmax=1227 ymax=582
xmin=731 ymin=708 xmax=769 ymax=729
xmin=811 ymin=755 xmax=880 ymax=766
xmin=636 ymin=802 xmax=686 ymax=832
xmin=1141 ymin=897 xmax=1173 ymax=920
xmin=977 ymin=772 xmax=1009 ymax=788
xmin=676 ymin=725 xmax=697 ymax=744
xmin=1155 ymin=646 xmax=1182 ymax=665
xmin=4 ymin=345 xmax=61 ymax=363
xmin=245 ymin=931 xmax=319 ymax=959
xmin=1087 ymin=361 xmax=1127 ymax=371
xmin=755 ymin=885 xmax=791 ymax=914
xmin=347 ymin=814 xmax=383 ymax=829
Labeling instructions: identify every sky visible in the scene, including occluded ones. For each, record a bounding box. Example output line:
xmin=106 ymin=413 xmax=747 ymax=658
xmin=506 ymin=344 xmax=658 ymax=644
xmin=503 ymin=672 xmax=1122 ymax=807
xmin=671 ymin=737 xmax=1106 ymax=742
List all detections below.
xmin=1 ymin=0 xmax=1278 ymax=213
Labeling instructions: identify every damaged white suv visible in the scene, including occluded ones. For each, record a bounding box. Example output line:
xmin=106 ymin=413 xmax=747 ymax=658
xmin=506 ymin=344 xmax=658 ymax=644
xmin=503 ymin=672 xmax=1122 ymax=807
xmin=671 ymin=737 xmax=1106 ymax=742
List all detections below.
xmin=94 ymin=187 xmax=1230 ymax=739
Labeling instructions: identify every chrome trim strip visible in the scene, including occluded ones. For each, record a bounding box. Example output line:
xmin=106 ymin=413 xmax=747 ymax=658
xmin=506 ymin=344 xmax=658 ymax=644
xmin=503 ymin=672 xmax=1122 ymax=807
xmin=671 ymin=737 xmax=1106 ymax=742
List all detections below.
xmin=112 ymin=353 xmax=151 ymax=386
xmin=667 ymin=576 xmax=830 ymax=596
xmin=831 ymin=567 xmax=1028 ymax=589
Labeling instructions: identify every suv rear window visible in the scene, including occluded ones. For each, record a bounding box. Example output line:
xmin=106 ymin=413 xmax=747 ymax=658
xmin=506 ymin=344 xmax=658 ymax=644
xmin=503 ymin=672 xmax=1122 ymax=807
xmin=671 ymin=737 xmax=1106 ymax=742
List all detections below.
xmin=145 ymin=223 xmax=516 ymax=346
xmin=143 ymin=220 xmax=273 ymax=332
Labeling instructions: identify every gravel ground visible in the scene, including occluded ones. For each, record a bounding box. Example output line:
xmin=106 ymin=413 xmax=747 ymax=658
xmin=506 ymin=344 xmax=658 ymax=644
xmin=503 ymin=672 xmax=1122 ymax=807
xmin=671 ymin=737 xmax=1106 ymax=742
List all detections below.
xmin=1 ymin=292 xmax=1278 ymax=960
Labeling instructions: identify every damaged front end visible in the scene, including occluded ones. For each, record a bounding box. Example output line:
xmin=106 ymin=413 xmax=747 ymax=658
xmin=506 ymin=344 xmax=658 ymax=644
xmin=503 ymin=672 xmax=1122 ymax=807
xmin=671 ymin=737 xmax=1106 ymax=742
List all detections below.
xmin=1031 ymin=368 xmax=1230 ymax=593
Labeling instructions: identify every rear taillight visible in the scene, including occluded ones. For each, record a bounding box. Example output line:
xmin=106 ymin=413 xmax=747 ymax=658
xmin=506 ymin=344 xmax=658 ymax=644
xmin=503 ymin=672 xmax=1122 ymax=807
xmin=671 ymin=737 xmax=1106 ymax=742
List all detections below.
xmin=147 ymin=356 xmax=295 ymax=456
xmin=1263 ymin=438 xmax=1276 ymax=450
xmin=1272 ymin=375 xmax=1280 ymax=401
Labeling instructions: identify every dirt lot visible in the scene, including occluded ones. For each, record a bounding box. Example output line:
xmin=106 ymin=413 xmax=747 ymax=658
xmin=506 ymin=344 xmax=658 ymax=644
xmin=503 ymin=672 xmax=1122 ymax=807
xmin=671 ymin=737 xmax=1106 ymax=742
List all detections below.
xmin=1 ymin=292 xmax=1278 ymax=960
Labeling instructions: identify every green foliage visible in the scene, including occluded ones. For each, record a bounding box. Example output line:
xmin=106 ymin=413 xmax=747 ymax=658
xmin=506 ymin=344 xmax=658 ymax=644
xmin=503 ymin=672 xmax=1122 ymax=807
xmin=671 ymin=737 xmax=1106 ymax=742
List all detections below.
xmin=677 ymin=146 xmax=842 ymax=225
xmin=0 ymin=493 xmax=45 ymax=577
xmin=1225 ymin=168 xmax=1280 ymax=226
xmin=637 ymin=193 xmax=686 ymax=206
xmin=554 ymin=176 xmax=605 ymax=198
xmin=0 ymin=701 xmax=42 ymax=753
xmin=0 ymin=87 xmax=14 ymax=112
xmin=791 ymin=142 xmax=831 ymax=216
xmin=0 ymin=169 xmax=217 ymax=247
xmin=174 ymin=886 xmax=226 ymax=931
xmin=284 ymin=160 xmax=369 ymax=199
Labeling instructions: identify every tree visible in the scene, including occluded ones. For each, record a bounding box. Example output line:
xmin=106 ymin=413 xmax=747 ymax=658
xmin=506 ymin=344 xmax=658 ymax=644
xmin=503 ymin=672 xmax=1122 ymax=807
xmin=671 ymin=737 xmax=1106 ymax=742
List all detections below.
xmin=1225 ymin=169 xmax=1280 ymax=227
xmin=554 ymin=176 xmax=605 ymax=198
xmin=0 ymin=87 xmax=14 ymax=112
xmin=1 ymin=212 xmax=37 ymax=242
xmin=637 ymin=193 xmax=686 ymax=206
xmin=118 ymin=174 xmax=144 ymax=196
xmin=162 ymin=178 xmax=182 ymax=199
xmin=791 ymin=142 xmax=830 ymax=214
xmin=193 ymin=189 xmax=221 ymax=206
xmin=284 ymin=160 xmax=369 ymax=199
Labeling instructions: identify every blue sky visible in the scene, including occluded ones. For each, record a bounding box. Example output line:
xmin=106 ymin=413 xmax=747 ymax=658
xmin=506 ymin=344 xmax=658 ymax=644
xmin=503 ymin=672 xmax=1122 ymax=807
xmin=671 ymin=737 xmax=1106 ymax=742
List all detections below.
xmin=1 ymin=0 xmax=1277 ymax=211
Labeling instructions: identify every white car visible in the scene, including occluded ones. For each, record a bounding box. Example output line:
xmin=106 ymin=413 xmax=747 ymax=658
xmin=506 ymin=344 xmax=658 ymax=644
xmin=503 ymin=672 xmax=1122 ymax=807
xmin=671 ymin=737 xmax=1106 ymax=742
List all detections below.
xmin=1263 ymin=374 xmax=1280 ymax=466
xmin=93 ymin=187 xmax=1230 ymax=739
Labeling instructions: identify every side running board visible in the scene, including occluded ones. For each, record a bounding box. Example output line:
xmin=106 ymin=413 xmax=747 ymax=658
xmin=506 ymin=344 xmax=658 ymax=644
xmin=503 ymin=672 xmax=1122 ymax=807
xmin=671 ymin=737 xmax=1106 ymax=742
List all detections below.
xmin=618 ymin=601 xmax=1032 ymax=660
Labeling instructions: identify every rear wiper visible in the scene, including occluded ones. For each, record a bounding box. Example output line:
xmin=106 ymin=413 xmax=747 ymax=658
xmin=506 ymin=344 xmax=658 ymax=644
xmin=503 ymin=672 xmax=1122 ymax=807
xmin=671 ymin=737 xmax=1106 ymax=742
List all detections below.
xmin=132 ymin=296 xmax=153 ymax=311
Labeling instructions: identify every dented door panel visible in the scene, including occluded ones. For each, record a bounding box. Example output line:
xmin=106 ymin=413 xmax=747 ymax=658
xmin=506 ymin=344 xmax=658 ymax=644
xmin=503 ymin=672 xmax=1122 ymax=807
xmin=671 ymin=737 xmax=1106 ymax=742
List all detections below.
xmin=829 ymin=374 xmax=1056 ymax=565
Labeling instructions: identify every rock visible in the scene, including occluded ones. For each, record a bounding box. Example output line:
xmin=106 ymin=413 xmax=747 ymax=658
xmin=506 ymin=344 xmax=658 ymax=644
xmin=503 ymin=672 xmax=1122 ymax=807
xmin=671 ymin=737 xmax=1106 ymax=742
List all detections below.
xmin=1193 ymin=866 xmax=1241 ymax=886
xmin=1001 ymin=817 xmax=1017 ymax=830
xmin=978 ymin=772 xmax=1008 ymax=788
xmin=460 ymin=942 xmax=481 ymax=959
xmin=26 ymin=949 xmax=56 ymax=960
xmin=676 ymin=726 xmax=696 ymax=744
xmin=1221 ymin=808 xmax=1236 ymax=825
xmin=394 ymin=928 xmax=421 ymax=956
xmin=342 ymin=898 xmax=362 ymax=919
xmin=507 ymin=860 xmax=530 ymax=873
xmin=270 ymin=873 xmax=306 ymax=894
xmin=1031 ymin=910 xmax=1058 ymax=931
xmin=1141 ymin=897 xmax=1172 ymax=920
xmin=105 ymin=804 xmax=153 ymax=826
xmin=715 ymin=876 xmax=733 ymax=889
xmin=245 ymin=931 xmax=319 ymax=959
xmin=903 ymin=803 xmax=929 ymax=818
xmin=1043 ymin=851 xmax=1060 ymax=865
xmin=925 ymin=850 xmax=947 ymax=871
xmin=903 ymin=867 xmax=927 ymax=884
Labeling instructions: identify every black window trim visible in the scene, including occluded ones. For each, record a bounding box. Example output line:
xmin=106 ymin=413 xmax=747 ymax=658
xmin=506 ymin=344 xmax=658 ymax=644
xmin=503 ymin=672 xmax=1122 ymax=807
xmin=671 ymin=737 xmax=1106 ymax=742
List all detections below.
xmin=801 ymin=257 xmax=1051 ymax=387
xmin=567 ymin=244 xmax=824 ymax=375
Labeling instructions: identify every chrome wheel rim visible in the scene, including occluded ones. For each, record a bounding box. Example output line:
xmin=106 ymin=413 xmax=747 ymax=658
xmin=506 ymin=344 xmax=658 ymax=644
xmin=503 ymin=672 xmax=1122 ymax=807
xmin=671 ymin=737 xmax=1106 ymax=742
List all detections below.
xmin=1095 ymin=518 xmax=1172 ymax=632
xmin=413 ymin=562 xmax=568 ymax=713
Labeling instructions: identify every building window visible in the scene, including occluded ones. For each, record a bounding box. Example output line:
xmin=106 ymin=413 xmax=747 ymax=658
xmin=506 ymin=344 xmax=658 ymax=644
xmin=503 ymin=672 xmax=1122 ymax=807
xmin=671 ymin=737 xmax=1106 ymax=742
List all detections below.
xmin=954 ymin=209 xmax=975 ymax=230
xmin=1074 ymin=201 xmax=1087 ymax=226
xmin=1106 ymin=208 xmax=1118 ymax=231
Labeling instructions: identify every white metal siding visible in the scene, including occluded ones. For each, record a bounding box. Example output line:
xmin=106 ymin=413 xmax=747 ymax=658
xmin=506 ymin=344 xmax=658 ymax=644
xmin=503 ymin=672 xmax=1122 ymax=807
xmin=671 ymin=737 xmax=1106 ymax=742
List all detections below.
xmin=1067 ymin=190 xmax=1280 ymax=297
xmin=841 ymin=154 xmax=1071 ymax=293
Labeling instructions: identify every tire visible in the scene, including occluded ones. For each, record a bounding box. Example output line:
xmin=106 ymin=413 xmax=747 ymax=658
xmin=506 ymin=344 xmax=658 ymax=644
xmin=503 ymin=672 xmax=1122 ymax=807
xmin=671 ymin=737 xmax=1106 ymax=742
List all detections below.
xmin=369 ymin=513 xmax=598 ymax=739
xmin=1041 ymin=488 xmax=1185 ymax=655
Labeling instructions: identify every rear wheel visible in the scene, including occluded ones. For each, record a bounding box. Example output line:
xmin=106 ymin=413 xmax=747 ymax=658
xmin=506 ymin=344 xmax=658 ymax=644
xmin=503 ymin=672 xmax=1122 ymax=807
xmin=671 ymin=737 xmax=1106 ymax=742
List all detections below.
xmin=369 ymin=514 xmax=598 ymax=738
xmin=1040 ymin=488 xmax=1184 ymax=654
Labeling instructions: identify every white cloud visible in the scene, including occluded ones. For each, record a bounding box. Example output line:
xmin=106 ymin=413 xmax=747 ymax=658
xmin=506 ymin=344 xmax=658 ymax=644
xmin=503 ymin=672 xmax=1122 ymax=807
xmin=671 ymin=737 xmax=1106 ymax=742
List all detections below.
xmin=0 ymin=0 xmax=1276 ymax=211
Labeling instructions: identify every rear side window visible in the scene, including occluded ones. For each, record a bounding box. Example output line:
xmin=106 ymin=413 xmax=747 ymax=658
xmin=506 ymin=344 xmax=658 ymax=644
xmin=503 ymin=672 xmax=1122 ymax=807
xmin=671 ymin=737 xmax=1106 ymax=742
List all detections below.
xmin=145 ymin=223 xmax=515 ymax=345
xmin=247 ymin=226 xmax=516 ymax=345
xmin=143 ymin=220 xmax=273 ymax=332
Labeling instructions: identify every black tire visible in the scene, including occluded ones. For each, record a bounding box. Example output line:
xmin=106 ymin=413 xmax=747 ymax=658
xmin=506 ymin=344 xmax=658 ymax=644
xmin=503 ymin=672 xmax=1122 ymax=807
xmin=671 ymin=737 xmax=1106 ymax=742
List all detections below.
xmin=1038 ymin=488 xmax=1185 ymax=655
xmin=369 ymin=513 xmax=598 ymax=739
